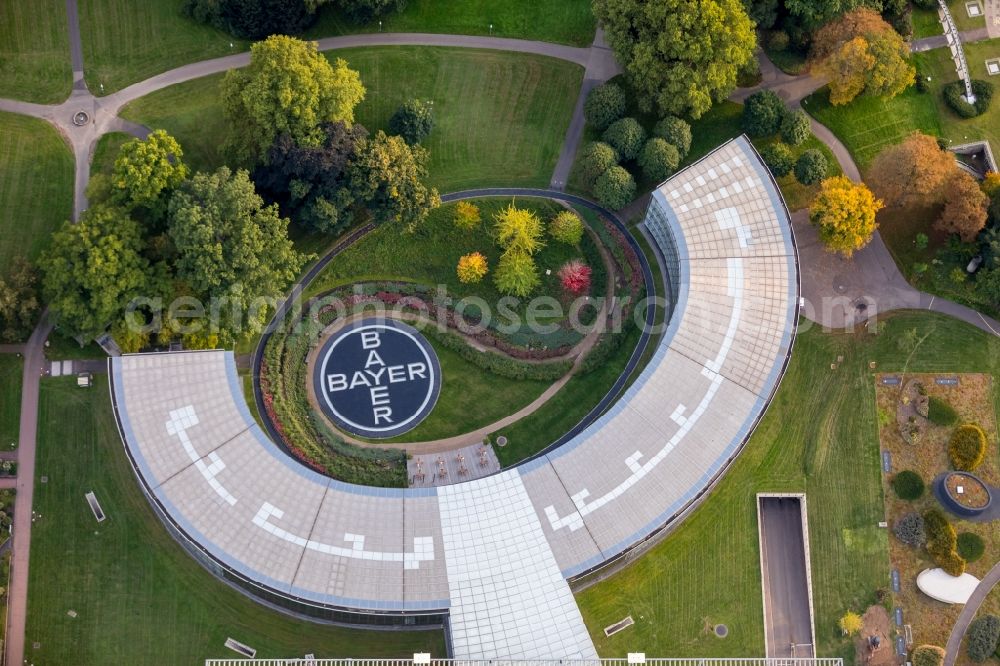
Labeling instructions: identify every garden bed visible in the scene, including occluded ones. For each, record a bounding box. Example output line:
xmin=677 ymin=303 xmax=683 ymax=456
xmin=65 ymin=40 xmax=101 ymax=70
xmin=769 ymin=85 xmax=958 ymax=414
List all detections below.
xmin=877 ymin=373 xmax=1000 ymax=663
xmin=945 ymin=472 xmax=991 ymax=511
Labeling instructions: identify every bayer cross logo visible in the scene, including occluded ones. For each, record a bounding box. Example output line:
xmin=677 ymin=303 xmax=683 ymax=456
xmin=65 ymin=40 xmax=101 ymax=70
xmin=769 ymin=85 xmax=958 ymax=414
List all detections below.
xmin=313 ymin=318 xmax=442 ymax=439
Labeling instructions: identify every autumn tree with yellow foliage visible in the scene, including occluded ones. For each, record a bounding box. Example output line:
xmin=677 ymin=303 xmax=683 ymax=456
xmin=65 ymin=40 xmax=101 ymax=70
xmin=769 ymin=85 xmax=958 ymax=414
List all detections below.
xmin=839 ymin=611 xmax=863 ymax=636
xmin=810 ymin=8 xmax=915 ymax=106
xmin=869 ymin=132 xmax=959 ymax=208
xmin=456 ymin=252 xmax=488 ymax=284
xmin=936 ymin=172 xmax=989 ymax=242
xmin=809 ymin=176 xmax=884 ymax=257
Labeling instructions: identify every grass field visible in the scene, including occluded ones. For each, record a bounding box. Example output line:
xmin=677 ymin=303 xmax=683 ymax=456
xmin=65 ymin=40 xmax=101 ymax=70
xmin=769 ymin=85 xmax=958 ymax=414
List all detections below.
xmin=0 ymin=112 xmax=74 ymax=267
xmin=25 ymin=377 xmax=445 ymax=665
xmin=912 ymin=6 xmax=944 ymax=39
xmin=362 ymin=340 xmax=551 ymax=443
xmin=947 ymin=0 xmax=987 ymax=33
xmin=578 ymin=312 xmax=1000 ymax=661
xmin=121 ymin=47 xmax=581 ymax=191
xmin=307 ymin=0 xmax=595 ymax=46
xmin=0 ymin=355 xmax=22 ymax=449
xmin=80 ymin=0 xmax=248 ymax=95
xmin=90 ymin=132 xmax=133 ymax=177
xmin=0 ymin=0 xmax=72 ymax=103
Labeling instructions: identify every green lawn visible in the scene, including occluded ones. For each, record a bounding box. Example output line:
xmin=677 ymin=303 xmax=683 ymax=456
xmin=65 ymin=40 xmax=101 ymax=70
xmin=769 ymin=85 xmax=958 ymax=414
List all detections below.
xmin=80 ymin=0 xmax=248 ymax=95
xmin=947 ymin=0 xmax=987 ymax=33
xmin=121 ymin=47 xmax=582 ymax=191
xmin=307 ymin=0 xmax=595 ymax=46
xmin=0 ymin=0 xmax=72 ymax=103
xmin=912 ymin=6 xmax=944 ymax=39
xmin=25 ymin=377 xmax=445 ymax=665
xmin=365 ymin=341 xmax=551 ymax=443
xmin=80 ymin=0 xmax=593 ymax=94
xmin=90 ymin=132 xmax=132 ymax=177
xmin=0 ymin=355 xmax=22 ymax=449
xmin=0 ymin=112 xmax=74 ymax=267
xmin=579 ymin=311 xmax=1000 ymax=661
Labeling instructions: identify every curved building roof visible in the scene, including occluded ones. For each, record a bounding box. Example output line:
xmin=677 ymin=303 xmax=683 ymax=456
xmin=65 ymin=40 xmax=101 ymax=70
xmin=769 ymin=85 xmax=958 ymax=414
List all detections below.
xmin=110 ymin=136 xmax=798 ymax=659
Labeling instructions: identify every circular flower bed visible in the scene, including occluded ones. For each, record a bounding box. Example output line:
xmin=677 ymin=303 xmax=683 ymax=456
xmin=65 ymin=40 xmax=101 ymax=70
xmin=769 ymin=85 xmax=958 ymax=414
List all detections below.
xmin=941 ymin=472 xmax=992 ymax=518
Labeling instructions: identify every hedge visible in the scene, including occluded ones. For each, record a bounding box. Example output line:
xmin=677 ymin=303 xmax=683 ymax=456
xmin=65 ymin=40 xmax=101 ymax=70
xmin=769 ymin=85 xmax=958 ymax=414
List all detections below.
xmin=958 ymin=532 xmax=986 ymax=563
xmin=912 ymin=645 xmax=945 ymax=666
xmin=943 ymin=80 xmax=994 ymax=118
xmin=949 ymin=423 xmax=987 ymax=471
xmin=422 ymin=326 xmax=572 ymax=382
xmin=891 ymin=470 xmax=925 ymax=500
xmin=967 ymin=615 xmax=1000 ymax=662
xmin=928 ymin=396 xmax=959 ymax=426
xmin=924 ymin=507 xmax=967 ymax=576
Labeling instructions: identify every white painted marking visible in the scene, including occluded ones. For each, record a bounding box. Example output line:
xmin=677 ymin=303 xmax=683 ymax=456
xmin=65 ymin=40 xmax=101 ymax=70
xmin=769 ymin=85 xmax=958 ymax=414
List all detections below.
xmin=166 ymin=405 xmax=237 ymax=506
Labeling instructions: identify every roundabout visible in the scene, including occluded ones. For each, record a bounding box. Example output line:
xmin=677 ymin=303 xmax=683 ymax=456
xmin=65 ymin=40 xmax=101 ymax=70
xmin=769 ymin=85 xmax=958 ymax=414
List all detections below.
xmin=108 ymin=137 xmax=798 ymax=659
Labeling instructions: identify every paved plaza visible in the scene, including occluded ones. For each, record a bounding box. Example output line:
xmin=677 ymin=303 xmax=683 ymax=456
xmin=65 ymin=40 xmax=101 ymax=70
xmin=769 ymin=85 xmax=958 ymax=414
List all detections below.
xmin=110 ymin=137 xmax=798 ymax=658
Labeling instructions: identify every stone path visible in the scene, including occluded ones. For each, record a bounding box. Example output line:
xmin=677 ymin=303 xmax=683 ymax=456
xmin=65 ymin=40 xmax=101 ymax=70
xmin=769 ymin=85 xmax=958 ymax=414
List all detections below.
xmin=944 ymin=559 xmax=1000 ymax=666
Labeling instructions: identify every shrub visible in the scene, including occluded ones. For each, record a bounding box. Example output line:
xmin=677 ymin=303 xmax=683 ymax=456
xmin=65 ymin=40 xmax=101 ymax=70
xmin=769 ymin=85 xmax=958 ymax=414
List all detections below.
xmin=780 ymin=110 xmax=811 ymax=145
xmin=594 ymin=165 xmax=636 ymax=210
xmin=579 ymin=141 xmax=620 ymax=188
xmin=602 ymin=118 xmax=646 ymax=161
xmin=767 ymin=30 xmax=790 ymax=52
xmin=912 ymin=645 xmax=945 ymax=666
xmin=939 ymin=548 xmax=968 ymax=577
xmin=494 ymin=203 xmax=545 ymax=255
xmin=928 ymin=396 xmax=959 ymax=426
xmin=949 ymin=424 xmax=987 ymax=471
xmin=891 ymin=470 xmax=925 ymax=500
xmin=794 ymin=149 xmax=829 ymax=185
xmin=584 ymin=82 xmax=627 ymax=130
xmin=549 ymin=210 xmax=585 ymax=245
xmin=893 ymin=512 xmax=926 ymax=547
xmin=493 ymin=250 xmax=540 ymax=297
xmin=558 ymin=260 xmax=592 ymax=295
xmin=967 ymin=615 xmax=1000 ymax=662
xmin=638 ymin=138 xmax=681 ymax=182
xmin=761 ymin=143 xmax=794 ymax=177
xmin=742 ymin=90 xmax=786 ymax=137
xmin=456 ymin=252 xmax=488 ymax=284
xmin=958 ymin=532 xmax=986 ymax=563
xmin=388 ymin=98 xmax=434 ymax=145
xmin=943 ymin=80 xmax=994 ymax=118
xmin=652 ymin=116 xmax=692 ymax=158
xmin=839 ymin=611 xmax=863 ymax=636
xmin=453 ymin=201 xmax=481 ymax=230
xmin=924 ymin=507 xmax=957 ymax=549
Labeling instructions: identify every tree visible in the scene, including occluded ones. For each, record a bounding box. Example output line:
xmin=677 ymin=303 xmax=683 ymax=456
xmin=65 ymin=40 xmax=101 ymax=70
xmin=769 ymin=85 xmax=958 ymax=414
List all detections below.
xmin=0 ymin=257 xmax=40 ymax=342
xmin=111 ymin=130 xmax=189 ymax=217
xmin=253 ymin=120 xmax=367 ymax=234
xmin=494 ymin=251 xmax=540 ymax=297
xmin=456 ymin=252 xmax=488 ymax=284
xmin=40 ymin=207 xmax=149 ymax=340
xmin=761 ymin=143 xmax=794 ymax=177
xmin=912 ymin=645 xmax=945 ymax=666
xmin=869 ymin=132 xmax=959 ymax=208
xmin=388 ymin=98 xmax=434 ymax=145
xmin=838 ymin=611 xmax=863 ymax=636
xmin=811 ymin=9 xmax=915 ymax=106
xmin=336 ymin=0 xmax=405 ymax=23
xmin=809 ymin=176 xmax=883 ymax=257
xmin=742 ymin=90 xmax=786 ymax=137
xmin=558 ymin=260 xmax=592 ymax=295
xmin=453 ymin=201 xmax=481 ymax=230
xmin=780 ymin=109 xmax=811 ymax=145
xmin=652 ymin=116 xmax=692 ymax=158
xmin=578 ymin=141 xmax=619 ymax=187
xmin=936 ymin=172 xmax=988 ymax=242
xmin=967 ymin=615 xmax=1000 ymax=662
xmin=494 ymin=203 xmax=545 ymax=255
xmin=183 ymin=0 xmax=315 ymax=39
xmin=594 ymin=165 xmax=636 ymax=210
xmin=794 ymin=149 xmax=828 ymax=185
xmin=638 ymin=138 xmax=680 ymax=182
xmin=549 ymin=210 xmax=585 ymax=245
xmin=981 ymin=172 xmax=1000 ymax=199
xmin=977 ymin=269 xmax=1000 ymax=308
xmin=602 ymin=117 xmax=646 ymax=161
xmin=948 ymin=423 xmax=987 ymax=471
xmin=594 ymin=0 xmax=756 ymax=119
xmin=584 ymin=83 xmax=627 ymax=130
xmin=168 ymin=167 xmax=306 ymax=341
xmin=788 ymin=0 xmax=881 ymax=36
xmin=223 ymin=36 xmax=365 ymax=164
xmin=347 ymin=130 xmax=441 ymax=229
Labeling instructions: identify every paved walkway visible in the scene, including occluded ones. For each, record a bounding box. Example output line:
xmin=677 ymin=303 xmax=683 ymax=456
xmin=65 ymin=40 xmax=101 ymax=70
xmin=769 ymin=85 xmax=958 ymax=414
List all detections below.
xmin=944 ymin=559 xmax=1000 ymax=666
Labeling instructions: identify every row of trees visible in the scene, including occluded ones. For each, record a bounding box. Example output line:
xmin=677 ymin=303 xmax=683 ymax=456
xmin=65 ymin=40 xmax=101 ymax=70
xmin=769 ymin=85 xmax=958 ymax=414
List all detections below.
xmin=183 ymin=0 xmax=404 ymax=39
xmin=41 ymin=35 xmax=439 ymax=350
